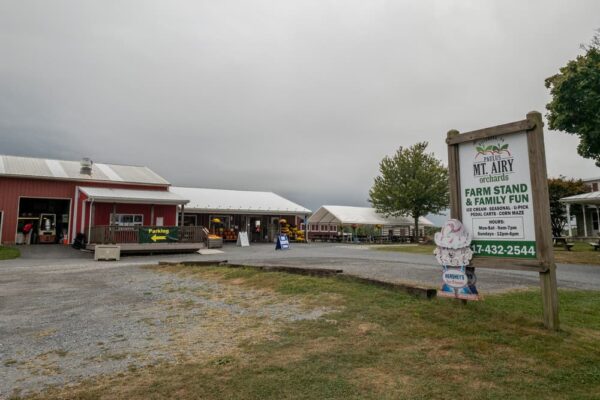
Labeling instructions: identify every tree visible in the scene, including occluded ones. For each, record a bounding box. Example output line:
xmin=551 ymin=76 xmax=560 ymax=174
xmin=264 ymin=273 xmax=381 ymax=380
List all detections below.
xmin=545 ymin=31 xmax=600 ymax=165
xmin=548 ymin=176 xmax=588 ymax=237
xmin=369 ymin=142 xmax=448 ymax=241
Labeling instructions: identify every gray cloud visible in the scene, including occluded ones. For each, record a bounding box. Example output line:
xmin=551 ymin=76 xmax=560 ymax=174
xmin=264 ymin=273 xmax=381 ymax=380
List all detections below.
xmin=1 ymin=0 xmax=599 ymax=211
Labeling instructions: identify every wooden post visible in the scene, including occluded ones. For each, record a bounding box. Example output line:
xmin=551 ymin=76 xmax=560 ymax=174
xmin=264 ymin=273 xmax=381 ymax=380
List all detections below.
xmin=583 ymin=205 xmax=588 ymax=237
xmin=87 ymin=200 xmax=94 ymax=245
xmin=111 ymin=203 xmax=117 ymax=244
xmin=566 ymin=204 xmax=572 ymax=237
xmin=526 ymin=111 xmax=559 ymax=330
xmin=447 ymin=129 xmax=461 ymax=220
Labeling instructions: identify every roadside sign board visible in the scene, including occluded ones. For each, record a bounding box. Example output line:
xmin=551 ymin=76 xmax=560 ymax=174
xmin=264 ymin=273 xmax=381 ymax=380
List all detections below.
xmin=237 ymin=231 xmax=250 ymax=247
xmin=459 ymin=132 xmax=536 ymax=258
xmin=276 ymin=234 xmax=290 ymax=250
xmin=446 ymin=111 xmax=559 ymax=330
xmin=139 ymin=227 xmax=179 ymax=243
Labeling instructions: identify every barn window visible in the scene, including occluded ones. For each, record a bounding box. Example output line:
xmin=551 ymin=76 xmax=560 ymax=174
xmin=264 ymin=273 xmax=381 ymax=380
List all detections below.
xmin=111 ymin=213 xmax=144 ymax=227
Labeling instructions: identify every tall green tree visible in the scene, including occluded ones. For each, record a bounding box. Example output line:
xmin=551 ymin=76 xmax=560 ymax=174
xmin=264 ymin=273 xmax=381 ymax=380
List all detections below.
xmin=545 ymin=31 xmax=600 ymax=165
xmin=548 ymin=176 xmax=588 ymax=237
xmin=369 ymin=142 xmax=448 ymax=240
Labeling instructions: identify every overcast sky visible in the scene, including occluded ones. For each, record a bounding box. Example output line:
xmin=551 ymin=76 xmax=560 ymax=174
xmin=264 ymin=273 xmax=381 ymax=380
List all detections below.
xmin=1 ymin=1 xmax=599 ymax=212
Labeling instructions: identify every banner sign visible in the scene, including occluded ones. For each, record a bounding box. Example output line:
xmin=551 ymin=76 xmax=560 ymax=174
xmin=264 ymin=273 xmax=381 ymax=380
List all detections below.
xmin=139 ymin=227 xmax=179 ymax=244
xmin=458 ymin=132 xmax=536 ymax=258
xmin=276 ymin=234 xmax=290 ymax=250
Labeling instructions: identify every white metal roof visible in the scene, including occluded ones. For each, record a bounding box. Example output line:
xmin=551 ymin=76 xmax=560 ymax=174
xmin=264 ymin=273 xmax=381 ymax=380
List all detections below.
xmin=80 ymin=187 xmax=188 ymax=205
xmin=560 ymin=191 xmax=600 ymax=205
xmin=0 ymin=155 xmax=169 ymax=186
xmin=307 ymin=205 xmax=434 ymax=226
xmin=170 ymin=186 xmax=311 ymax=215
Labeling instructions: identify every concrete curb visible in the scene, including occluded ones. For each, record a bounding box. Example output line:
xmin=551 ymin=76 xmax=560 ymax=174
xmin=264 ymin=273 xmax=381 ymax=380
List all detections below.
xmin=339 ymin=275 xmax=437 ymax=299
xmin=224 ymin=263 xmax=343 ymax=277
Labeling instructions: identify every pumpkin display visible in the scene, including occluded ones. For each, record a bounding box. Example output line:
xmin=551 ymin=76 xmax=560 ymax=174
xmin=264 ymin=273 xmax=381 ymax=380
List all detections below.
xmin=278 ymin=219 xmax=305 ymax=242
xmin=222 ymin=228 xmax=238 ymax=241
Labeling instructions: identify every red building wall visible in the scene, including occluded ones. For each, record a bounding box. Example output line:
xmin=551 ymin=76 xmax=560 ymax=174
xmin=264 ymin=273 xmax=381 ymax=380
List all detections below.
xmin=92 ymin=203 xmax=176 ymax=226
xmin=0 ymin=176 xmax=173 ymax=244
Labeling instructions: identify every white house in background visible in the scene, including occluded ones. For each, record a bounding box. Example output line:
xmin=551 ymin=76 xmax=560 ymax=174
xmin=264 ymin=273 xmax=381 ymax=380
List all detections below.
xmin=560 ymin=191 xmax=600 ymax=238
xmin=306 ymin=205 xmax=433 ymax=241
xmin=583 ymin=177 xmax=600 ymax=192
xmin=559 ymin=177 xmax=600 ymax=238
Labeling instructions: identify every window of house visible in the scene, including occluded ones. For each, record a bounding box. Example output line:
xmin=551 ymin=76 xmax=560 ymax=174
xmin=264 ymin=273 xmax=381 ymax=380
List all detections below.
xmin=321 ymin=225 xmax=327 ymax=231
xmin=111 ymin=213 xmax=144 ymax=227
xmin=593 ymin=211 xmax=599 ymax=231
xmin=593 ymin=183 xmax=598 ymax=192
xmin=330 ymin=225 xmax=337 ymax=232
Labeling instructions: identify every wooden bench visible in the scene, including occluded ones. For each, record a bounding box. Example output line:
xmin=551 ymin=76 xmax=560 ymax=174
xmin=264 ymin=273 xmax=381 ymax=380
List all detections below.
xmin=589 ymin=240 xmax=600 ymax=251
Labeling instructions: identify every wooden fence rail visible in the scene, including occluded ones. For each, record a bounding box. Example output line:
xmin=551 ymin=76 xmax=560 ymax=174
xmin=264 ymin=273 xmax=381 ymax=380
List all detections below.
xmin=88 ymin=226 xmax=208 ymax=245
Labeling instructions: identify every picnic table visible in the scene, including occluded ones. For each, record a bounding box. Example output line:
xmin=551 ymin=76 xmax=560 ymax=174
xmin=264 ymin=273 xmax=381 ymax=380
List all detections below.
xmin=553 ymin=237 xmax=574 ymax=251
xmin=588 ymin=238 xmax=600 ymax=251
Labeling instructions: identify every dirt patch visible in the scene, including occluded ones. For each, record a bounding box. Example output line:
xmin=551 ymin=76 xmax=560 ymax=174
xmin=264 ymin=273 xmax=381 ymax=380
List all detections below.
xmin=356 ymin=322 xmax=382 ymax=335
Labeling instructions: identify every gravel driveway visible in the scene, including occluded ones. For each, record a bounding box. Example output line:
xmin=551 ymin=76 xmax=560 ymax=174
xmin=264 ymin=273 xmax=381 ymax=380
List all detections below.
xmin=0 ymin=262 xmax=330 ymax=398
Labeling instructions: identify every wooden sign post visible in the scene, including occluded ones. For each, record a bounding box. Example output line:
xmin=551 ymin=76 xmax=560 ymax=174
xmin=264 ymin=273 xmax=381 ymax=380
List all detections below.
xmin=446 ymin=111 xmax=559 ymax=330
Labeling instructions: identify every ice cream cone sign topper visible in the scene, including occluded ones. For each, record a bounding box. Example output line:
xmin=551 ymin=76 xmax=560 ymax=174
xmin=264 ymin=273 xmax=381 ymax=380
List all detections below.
xmin=434 ymin=219 xmax=481 ymax=301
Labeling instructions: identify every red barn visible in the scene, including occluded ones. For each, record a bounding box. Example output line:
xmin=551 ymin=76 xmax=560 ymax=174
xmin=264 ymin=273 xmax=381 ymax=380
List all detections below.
xmin=0 ymin=155 xmax=188 ymax=246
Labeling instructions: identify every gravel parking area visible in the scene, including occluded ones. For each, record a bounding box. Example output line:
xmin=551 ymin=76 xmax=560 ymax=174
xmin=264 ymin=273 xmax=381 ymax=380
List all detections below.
xmin=0 ymin=262 xmax=330 ymax=398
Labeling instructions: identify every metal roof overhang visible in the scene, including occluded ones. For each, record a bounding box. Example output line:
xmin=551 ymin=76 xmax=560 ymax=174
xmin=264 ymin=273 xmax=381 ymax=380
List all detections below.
xmin=181 ymin=207 xmax=310 ymax=216
xmin=560 ymin=192 xmax=600 ymax=205
xmin=79 ymin=187 xmax=189 ymax=205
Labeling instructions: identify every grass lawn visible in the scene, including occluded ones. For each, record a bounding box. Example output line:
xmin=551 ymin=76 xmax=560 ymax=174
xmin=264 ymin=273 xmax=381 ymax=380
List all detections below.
xmin=375 ymin=242 xmax=600 ymax=266
xmin=0 ymin=246 xmax=20 ymax=260
xmin=553 ymin=242 xmax=600 ymax=265
xmin=25 ymin=266 xmax=600 ymax=400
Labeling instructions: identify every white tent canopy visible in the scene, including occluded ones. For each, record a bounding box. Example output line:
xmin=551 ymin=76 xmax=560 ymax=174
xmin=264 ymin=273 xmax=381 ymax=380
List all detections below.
xmin=307 ymin=205 xmax=433 ymax=227
xmin=170 ymin=186 xmax=311 ymax=215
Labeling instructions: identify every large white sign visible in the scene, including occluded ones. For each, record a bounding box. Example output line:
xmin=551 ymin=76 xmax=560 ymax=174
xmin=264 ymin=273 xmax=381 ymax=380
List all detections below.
xmin=458 ymin=132 xmax=536 ymax=258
